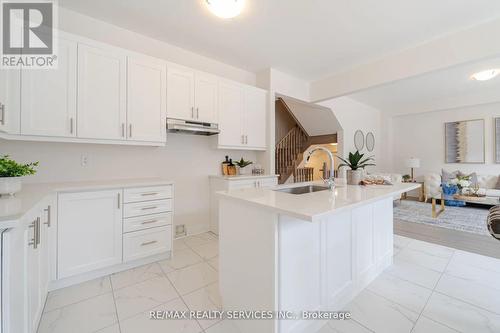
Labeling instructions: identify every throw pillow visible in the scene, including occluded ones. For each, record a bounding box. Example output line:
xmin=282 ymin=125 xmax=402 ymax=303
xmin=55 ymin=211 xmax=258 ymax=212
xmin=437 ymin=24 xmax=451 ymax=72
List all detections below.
xmin=459 ymin=172 xmax=478 ymax=187
xmin=441 ymin=169 xmax=460 ymax=183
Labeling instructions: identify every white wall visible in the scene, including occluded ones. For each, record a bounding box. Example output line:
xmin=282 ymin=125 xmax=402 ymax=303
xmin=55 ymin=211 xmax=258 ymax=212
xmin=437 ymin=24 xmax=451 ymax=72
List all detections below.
xmin=319 ymin=97 xmax=381 ymax=175
xmin=391 ymin=102 xmax=500 ymax=180
xmin=0 ymin=136 xmax=256 ymax=235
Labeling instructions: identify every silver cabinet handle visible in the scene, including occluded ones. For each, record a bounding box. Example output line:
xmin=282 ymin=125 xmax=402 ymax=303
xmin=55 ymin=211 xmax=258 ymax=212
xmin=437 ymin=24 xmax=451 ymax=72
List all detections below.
xmin=140 ymin=192 xmax=158 ymax=196
xmin=141 ymin=220 xmax=158 ymax=225
xmin=246 ymin=135 xmax=248 ymax=144
xmin=44 ymin=205 xmax=51 ymax=227
xmin=28 ymin=220 xmax=36 ymax=248
xmin=191 ymin=106 xmax=194 ymax=119
xmin=141 ymin=240 xmax=158 ymax=246
xmin=0 ymin=103 xmax=5 ymax=125
xmin=241 ymin=135 xmax=244 ymax=144
xmin=28 ymin=218 xmax=40 ymax=249
xmin=70 ymin=118 xmax=74 ymax=134
xmin=117 ymin=193 xmax=121 ymax=209
xmin=141 ymin=206 xmax=157 ymax=211
xmin=36 ymin=217 xmax=41 ymax=246
xmin=129 ymin=124 xmax=132 ymax=138
xmin=121 ymin=123 xmax=125 ymax=137
xmin=196 ymin=107 xmax=199 ymax=119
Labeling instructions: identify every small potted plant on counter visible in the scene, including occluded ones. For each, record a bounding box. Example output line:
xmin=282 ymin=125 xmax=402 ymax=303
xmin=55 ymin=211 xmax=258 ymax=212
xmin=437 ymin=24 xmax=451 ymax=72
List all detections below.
xmin=0 ymin=155 xmax=38 ymax=196
xmin=235 ymin=157 xmax=253 ymax=175
xmin=337 ymin=151 xmax=375 ymax=185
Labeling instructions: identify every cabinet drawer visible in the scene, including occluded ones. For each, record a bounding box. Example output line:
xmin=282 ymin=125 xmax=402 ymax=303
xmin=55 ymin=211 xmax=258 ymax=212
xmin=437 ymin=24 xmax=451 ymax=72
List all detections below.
xmin=123 ymin=199 xmax=172 ymax=218
xmin=123 ymin=185 xmax=173 ymax=203
xmin=123 ymin=213 xmax=172 ymax=233
xmin=123 ymin=226 xmax=171 ymax=262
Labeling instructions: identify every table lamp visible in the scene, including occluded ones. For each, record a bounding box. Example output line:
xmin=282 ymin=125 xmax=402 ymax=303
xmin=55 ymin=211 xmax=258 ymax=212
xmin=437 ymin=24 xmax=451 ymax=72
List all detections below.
xmin=405 ymin=158 xmax=420 ymax=182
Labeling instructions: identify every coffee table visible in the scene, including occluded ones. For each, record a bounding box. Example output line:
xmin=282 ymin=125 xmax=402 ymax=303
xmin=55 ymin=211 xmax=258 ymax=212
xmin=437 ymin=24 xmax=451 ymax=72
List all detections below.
xmin=453 ymin=194 xmax=500 ymax=206
xmin=431 ymin=191 xmax=500 ymax=218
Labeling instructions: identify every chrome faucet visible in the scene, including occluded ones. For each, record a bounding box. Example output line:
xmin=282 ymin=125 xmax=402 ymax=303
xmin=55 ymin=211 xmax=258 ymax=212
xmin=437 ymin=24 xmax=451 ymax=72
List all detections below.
xmin=306 ymin=147 xmax=336 ymax=190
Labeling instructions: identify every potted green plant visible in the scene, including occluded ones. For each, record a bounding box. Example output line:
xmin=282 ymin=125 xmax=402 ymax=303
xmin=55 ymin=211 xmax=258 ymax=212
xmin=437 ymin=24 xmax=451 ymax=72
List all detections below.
xmin=337 ymin=151 xmax=375 ymax=185
xmin=235 ymin=158 xmax=253 ymax=175
xmin=0 ymin=155 xmax=38 ymax=196
xmin=402 ymin=174 xmax=412 ymax=183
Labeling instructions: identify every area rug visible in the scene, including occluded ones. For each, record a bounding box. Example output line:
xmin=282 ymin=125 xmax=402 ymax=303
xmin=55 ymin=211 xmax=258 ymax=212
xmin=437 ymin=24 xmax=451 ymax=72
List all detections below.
xmin=394 ymin=200 xmax=489 ymax=235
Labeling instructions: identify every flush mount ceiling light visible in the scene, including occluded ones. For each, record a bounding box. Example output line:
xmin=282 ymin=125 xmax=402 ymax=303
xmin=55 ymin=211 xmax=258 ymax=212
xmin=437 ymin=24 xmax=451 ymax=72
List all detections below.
xmin=205 ymin=0 xmax=245 ymax=19
xmin=470 ymin=69 xmax=500 ymax=81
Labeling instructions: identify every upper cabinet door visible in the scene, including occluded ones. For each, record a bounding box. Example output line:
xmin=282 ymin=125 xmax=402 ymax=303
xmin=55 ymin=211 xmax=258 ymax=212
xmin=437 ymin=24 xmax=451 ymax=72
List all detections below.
xmin=0 ymin=68 xmax=21 ymax=134
xmin=77 ymin=44 xmax=127 ymax=140
xmin=127 ymin=56 xmax=167 ymax=142
xmin=195 ymin=72 xmax=218 ymax=123
xmin=21 ymin=37 xmax=77 ymax=137
xmin=244 ymin=87 xmax=267 ymax=149
xmin=167 ymin=64 xmax=195 ymax=120
xmin=218 ymin=80 xmax=244 ymax=148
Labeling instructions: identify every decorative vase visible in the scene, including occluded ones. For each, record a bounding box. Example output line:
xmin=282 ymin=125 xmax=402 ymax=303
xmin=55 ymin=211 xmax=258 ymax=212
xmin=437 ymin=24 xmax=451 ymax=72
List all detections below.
xmin=239 ymin=166 xmax=250 ymax=175
xmin=442 ymin=183 xmax=465 ymax=207
xmin=347 ymin=169 xmax=363 ymax=185
xmin=0 ymin=177 xmax=23 ymax=196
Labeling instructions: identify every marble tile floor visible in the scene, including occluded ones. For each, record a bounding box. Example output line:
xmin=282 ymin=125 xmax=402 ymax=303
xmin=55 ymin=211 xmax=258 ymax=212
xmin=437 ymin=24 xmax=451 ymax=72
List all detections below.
xmin=37 ymin=232 xmax=500 ymax=333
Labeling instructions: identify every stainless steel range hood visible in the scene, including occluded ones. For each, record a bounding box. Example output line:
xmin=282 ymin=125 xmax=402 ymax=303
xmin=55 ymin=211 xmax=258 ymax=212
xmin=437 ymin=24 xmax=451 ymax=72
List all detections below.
xmin=167 ymin=118 xmax=220 ymax=136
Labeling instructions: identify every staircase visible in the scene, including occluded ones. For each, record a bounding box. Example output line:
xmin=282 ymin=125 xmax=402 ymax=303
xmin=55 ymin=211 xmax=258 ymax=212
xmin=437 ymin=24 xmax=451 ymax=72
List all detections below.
xmin=275 ymin=97 xmax=338 ymax=184
xmin=276 ymin=125 xmax=308 ymax=183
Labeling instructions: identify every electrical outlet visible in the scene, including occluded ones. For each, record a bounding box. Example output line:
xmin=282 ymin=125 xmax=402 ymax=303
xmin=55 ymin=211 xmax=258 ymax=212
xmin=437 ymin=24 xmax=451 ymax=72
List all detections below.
xmin=81 ymin=155 xmax=89 ymax=167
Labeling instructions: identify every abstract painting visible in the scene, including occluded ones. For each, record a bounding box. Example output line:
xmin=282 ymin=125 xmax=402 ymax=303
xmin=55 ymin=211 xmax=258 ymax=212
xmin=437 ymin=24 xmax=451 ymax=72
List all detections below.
xmin=496 ymin=118 xmax=500 ymax=163
xmin=445 ymin=119 xmax=484 ymax=163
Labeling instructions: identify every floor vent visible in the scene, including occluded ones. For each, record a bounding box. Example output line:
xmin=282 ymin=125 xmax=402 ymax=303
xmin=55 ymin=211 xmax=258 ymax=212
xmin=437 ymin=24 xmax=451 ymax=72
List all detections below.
xmin=175 ymin=224 xmax=187 ymax=238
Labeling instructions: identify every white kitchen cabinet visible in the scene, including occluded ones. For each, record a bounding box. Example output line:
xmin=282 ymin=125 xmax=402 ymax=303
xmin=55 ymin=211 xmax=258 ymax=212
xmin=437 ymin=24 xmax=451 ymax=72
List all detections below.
xmin=0 ymin=68 xmax=21 ymax=134
xmin=21 ymin=37 xmax=77 ymax=137
xmin=127 ymin=55 xmax=167 ymax=142
xmin=167 ymin=64 xmax=218 ymax=123
xmin=123 ymin=225 xmax=172 ymax=262
xmin=209 ymin=175 xmax=278 ymax=234
xmin=218 ymin=80 xmax=244 ymax=147
xmin=2 ymin=202 xmax=52 ymax=333
xmin=167 ymin=64 xmax=195 ymax=120
xmin=77 ymin=44 xmax=127 ymax=140
xmin=58 ymin=189 xmax=123 ymax=279
xmin=244 ymin=87 xmax=267 ymax=149
xmin=195 ymin=72 xmax=218 ymax=123
xmin=218 ymin=80 xmax=267 ymax=150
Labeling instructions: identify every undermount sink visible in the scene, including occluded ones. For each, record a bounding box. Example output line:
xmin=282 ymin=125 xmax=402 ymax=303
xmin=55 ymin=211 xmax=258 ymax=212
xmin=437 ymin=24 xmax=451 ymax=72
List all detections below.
xmin=274 ymin=185 xmax=330 ymax=195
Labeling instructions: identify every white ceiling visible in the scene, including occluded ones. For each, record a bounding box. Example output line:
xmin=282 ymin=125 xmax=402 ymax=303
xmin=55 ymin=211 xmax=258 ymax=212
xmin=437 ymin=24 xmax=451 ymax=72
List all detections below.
xmin=59 ymin=0 xmax=500 ymax=81
xmin=349 ymin=57 xmax=500 ymax=115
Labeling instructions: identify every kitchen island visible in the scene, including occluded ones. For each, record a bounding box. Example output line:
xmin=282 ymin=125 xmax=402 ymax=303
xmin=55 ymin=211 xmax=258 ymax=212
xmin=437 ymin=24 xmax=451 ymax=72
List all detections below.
xmin=216 ymin=182 xmax=420 ymax=333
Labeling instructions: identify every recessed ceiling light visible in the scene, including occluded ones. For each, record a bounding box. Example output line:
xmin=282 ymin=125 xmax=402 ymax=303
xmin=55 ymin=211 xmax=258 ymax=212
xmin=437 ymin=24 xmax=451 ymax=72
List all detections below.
xmin=205 ymin=0 xmax=245 ymax=19
xmin=470 ymin=69 xmax=500 ymax=81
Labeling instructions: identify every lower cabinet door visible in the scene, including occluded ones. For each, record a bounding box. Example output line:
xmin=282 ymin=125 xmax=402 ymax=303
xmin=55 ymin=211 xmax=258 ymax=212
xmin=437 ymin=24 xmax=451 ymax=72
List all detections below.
xmin=123 ymin=226 xmax=171 ymax=262
xmin=58 ymin=190 xmax=123 ymax=279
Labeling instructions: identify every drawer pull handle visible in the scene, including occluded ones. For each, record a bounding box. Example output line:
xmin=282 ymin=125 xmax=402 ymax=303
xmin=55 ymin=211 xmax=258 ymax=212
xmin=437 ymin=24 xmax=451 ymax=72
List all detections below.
xmin=141 ymin=206 xmax=157 ymax=210
xmin=141 ymin=220 xmax=158 ymax=225
xmin=141 ymin=240 xmax=158 ymax=246
xmin=141 ymin=192 xmax=159 ymax=196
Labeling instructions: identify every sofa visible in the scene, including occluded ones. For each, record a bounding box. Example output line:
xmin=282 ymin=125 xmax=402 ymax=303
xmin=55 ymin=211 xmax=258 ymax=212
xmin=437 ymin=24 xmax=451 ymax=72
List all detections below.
xmin=425 ymin=173 xmax=500 ymax=200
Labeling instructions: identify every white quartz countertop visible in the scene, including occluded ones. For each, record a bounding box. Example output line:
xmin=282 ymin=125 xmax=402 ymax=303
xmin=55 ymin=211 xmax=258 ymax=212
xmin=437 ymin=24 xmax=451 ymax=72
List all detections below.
xmin=217 ymin=182 xmax=421 ymax=222
xmin=0 ymin=178 xmax=174 ymax=227
xmin=209 ymin=174 xmax=278 ymax=181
